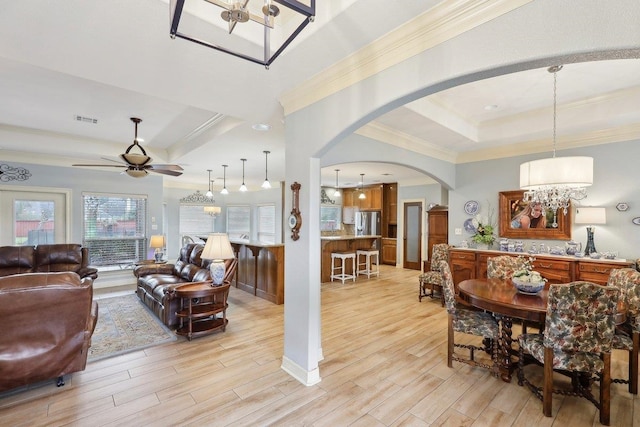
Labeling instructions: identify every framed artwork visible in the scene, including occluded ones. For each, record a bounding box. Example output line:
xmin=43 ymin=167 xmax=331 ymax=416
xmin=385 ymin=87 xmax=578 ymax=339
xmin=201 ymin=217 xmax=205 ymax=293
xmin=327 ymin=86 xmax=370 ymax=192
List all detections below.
xmin=498 ymin=190 xmax=571 ymax=240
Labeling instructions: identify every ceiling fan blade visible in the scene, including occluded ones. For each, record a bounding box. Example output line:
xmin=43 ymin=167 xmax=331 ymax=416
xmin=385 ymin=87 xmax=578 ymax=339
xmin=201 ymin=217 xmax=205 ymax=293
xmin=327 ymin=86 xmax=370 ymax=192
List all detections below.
xmin=149 ymin=168 xmax=183 ymax=177
xmin=147 ymin=164 xmax=184 ymax=172
xmin=72 ymin=164 xmax=127 ymax=168
xmin=100 ymin=156 xmax=125 ymax=164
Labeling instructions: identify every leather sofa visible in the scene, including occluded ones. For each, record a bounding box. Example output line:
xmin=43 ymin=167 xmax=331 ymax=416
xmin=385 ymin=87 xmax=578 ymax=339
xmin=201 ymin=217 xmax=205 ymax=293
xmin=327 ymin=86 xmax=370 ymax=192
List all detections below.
xmin=0 ymin=243 xmax=98 ymax=280
xmin=0 ymin=271 xmax=98 ymax=392
xmin=134 ymin=243 xmax=237 ymax=328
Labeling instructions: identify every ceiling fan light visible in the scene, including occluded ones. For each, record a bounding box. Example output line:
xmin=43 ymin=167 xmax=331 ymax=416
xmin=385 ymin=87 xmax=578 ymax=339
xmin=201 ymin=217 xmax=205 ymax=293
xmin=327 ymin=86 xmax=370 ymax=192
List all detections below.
xmin=126 ymin=169 xmax=148 ymax=178
xmin=122 ymin=152 xmax=151 ymax=166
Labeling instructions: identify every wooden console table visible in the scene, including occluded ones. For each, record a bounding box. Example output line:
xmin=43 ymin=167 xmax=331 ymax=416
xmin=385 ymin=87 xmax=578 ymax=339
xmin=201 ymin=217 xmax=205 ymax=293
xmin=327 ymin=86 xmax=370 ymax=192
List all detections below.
xmin=449 ymin=248 xmax=634 ymax=286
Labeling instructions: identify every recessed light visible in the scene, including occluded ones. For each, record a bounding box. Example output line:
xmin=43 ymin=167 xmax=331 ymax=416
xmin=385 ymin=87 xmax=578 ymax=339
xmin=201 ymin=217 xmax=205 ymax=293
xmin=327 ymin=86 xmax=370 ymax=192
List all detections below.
xmin=484 ymin=104 xmax=498 ymax=111
xmin=252 ymin=123 xmax=271 ymax=131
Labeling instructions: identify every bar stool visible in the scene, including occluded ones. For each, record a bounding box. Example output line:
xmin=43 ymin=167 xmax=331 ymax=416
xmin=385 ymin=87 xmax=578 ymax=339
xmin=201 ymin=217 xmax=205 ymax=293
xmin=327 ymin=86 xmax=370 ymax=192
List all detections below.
xmin=356 ymin=249 xmax=380 ymax=278
xmin=330 ymin=251 xmax=356 ymax=284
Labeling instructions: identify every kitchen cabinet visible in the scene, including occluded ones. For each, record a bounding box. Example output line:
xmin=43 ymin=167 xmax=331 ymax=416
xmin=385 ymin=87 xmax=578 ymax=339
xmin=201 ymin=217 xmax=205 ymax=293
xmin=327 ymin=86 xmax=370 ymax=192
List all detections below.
xmin=357 ymin=185 xmax=382 ymax=211
xmin=449 ymin=248 xmax=633 ymax=286
xmin=342 ymin=189 xmax=354 ymax=207
xmin=382 ymin=183 xmax=397 ymax=239
xmin=381 ymin=237 xmax=397 ymax=265
xmin=427 ymin=206 xmax=448 ymax=261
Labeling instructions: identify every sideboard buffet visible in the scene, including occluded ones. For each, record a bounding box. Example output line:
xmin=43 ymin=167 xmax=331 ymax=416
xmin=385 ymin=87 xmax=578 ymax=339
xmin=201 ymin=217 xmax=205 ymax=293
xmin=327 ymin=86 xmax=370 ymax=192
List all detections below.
xmin=449 ymin=248 xmax=634 ymax=286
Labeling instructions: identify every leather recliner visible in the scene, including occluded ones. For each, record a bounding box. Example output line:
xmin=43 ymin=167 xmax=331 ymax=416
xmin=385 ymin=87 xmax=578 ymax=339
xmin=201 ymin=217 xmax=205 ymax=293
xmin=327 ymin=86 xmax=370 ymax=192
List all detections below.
xmin=0 ymin=271 xmax=98 ymax=392
xmin=0 ymin=244 xmax=98 ymax=280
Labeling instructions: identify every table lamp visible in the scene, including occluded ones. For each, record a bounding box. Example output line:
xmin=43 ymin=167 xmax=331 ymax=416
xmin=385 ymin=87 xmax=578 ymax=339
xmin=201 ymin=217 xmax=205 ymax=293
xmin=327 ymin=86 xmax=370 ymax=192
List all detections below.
xmin=149 ymin=235 xmax=165 ymax=262
xmin=574 ymin=207 xmax=606 ymax=256
xmin=201 ymin=233 xmax=235 ymax=285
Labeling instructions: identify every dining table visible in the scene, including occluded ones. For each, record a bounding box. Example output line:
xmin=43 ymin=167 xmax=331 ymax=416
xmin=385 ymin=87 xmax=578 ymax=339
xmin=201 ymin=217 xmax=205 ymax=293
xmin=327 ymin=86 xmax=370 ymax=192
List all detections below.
xmin=457 ymin=278 xmax=626 ymax=383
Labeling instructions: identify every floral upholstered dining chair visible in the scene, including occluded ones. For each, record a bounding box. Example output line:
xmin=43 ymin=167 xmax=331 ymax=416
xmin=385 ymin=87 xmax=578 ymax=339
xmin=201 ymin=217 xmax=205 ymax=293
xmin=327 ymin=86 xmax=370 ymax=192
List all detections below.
xmin=418 ymin=243 xmax=450 ymax=305
xmin=517 ymin=281 xmax=619 ymax=425
xmin=486 ymin=255 xmax=526 ymax=280
xmin=607 ymin=267 xmax=640 ymax=394
xmin=440 ymin=260 xmax=499 ymax=376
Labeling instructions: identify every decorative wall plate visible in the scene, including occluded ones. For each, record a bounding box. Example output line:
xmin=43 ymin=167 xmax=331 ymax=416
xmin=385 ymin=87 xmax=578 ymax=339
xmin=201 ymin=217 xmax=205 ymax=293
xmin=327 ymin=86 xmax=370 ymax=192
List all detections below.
xmin=632 ymin=217 xmax=640 ymax=226
xmin=616 ymin=202 xmax=629 ymax=212
xmin=464 ymin=200 xmax=479 ymax=215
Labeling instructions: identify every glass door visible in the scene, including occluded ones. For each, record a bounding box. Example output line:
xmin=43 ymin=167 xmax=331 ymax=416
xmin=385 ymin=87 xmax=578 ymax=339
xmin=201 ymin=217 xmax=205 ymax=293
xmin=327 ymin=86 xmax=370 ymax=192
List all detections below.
xmin=403 ymin=201 xmax=422 ymax=270
xmin=0 ymin=188 xmax=68 ymax=245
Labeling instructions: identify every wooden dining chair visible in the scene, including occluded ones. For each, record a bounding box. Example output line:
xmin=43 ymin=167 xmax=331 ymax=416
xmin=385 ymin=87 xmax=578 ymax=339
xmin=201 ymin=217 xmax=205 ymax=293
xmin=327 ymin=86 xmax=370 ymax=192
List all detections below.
xmin=418 ymin=243 xmax=449 ymax=305
xmin=439 ymin=260 xmax=499 ymax=376
xmin=517 ymin=281 xmax=619 ymax=425
xmin=607 ymin=268 xmax=640 ymax=394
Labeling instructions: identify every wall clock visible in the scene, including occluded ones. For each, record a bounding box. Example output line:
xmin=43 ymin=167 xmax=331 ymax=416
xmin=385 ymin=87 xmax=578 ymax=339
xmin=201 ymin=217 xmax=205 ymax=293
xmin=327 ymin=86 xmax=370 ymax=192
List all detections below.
xmin=289 ymin=182 xmax=302 ymax=241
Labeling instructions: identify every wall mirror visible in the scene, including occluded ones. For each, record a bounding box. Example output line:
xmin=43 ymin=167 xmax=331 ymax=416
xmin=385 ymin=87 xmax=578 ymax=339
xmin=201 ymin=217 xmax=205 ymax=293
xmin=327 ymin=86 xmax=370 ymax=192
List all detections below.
xmin=498 ymin=190 xmax=571 ymax=240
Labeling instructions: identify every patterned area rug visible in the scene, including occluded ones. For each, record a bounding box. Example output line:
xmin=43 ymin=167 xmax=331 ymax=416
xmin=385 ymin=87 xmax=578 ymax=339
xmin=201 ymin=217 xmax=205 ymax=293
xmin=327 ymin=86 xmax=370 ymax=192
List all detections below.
xmin=89 ymin=293 xmax=176 ymax=362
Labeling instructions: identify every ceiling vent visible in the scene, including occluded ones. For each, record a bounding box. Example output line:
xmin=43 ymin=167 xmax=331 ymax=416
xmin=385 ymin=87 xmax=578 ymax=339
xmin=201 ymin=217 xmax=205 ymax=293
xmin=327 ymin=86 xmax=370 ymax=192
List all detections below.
xmin=74 ymin=115 xmax=98 ymax=124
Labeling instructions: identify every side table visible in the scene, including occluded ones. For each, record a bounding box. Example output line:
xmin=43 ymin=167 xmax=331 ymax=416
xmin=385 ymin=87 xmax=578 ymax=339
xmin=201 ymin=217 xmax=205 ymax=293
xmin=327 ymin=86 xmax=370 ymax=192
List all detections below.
xmin=174 ymin=282 xmax=230 ymax=341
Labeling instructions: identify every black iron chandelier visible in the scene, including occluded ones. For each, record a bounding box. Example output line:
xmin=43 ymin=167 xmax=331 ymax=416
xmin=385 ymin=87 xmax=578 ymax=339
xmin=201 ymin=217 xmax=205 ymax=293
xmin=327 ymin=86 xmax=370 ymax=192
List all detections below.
xmin=169 ymin=0 xmax=315 ymax=68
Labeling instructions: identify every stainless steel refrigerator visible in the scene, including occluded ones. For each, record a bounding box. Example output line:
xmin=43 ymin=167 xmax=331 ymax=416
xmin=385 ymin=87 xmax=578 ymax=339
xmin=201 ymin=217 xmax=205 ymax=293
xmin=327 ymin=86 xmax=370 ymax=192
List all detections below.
xmin=356 ymin=211 xmax=381 ymax=249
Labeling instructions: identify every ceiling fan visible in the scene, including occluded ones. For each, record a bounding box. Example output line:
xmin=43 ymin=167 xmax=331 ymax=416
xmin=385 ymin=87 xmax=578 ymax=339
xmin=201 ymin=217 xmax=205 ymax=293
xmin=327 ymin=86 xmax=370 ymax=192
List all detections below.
xmin=73 ymin=117 xmax=183 ymax=178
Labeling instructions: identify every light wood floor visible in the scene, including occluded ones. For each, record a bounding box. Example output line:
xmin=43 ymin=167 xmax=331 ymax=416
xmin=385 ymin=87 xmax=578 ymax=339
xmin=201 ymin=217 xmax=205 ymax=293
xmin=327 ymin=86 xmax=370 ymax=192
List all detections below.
xmin=1 ymin=265 xmax=638 ymax=426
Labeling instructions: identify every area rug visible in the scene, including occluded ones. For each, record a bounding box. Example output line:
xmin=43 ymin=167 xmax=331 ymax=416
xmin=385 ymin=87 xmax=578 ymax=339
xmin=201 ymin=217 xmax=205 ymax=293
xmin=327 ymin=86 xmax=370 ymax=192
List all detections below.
xmin=89 ymin=293 xmax=177 ymax=362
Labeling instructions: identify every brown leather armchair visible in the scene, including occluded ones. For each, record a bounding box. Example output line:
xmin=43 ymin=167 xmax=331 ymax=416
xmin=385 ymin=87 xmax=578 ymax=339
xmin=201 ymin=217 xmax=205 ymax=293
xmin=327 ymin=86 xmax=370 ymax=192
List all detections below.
xmin=0 ymin=272 xmax=98 ymax=392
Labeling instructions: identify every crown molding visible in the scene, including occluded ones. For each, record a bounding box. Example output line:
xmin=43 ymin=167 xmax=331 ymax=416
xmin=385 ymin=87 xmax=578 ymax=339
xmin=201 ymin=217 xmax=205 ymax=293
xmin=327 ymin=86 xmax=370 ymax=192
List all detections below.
xmin=456 ymin=123 xmax=640 ymax=163
xmin=280 ymin=0 xmax=532 ymax=116
xmin=355 ymin=121 xmax=458 ymax=163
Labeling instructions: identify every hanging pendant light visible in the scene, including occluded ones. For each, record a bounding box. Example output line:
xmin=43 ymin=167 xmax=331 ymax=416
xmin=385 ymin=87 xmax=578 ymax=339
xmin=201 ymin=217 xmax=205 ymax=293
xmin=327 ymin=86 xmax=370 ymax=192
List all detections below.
xmin=261 ymin=150 xmax=271 ymax=189
xmin=333 ymin=169 xmax=341 ymax=197
xmin=205 ymin=169 xmax=213 ymax=198
xmin=220 ymin=164 xmax=229 ymax=195
xmin=239 ymin=158 xmax=248 ymax=192
xmin=358 ymin=173 xmax=366 ymax=199
xmin=520 ymin=65 xmax=592 ymax=214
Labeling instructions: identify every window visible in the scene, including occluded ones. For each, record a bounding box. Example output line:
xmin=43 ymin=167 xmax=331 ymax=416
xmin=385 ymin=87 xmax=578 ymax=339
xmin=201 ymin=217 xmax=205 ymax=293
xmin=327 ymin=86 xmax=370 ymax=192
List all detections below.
xmin=227 ymin=205 xmax=250 ymax=240
xmin=179 ymin=204 xmax=215 ymax=242
xmin=321 ymin=205 xmax=342 ymax=231
xmin=82 ymin=193 xmax=147 ymax=270
xmin=257 ymin=204 xmax=275 ymax=243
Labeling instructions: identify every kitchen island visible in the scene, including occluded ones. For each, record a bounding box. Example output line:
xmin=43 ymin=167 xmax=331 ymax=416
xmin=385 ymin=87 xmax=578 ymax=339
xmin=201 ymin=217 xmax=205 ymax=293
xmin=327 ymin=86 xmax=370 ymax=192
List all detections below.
xmin=320 ymin=235 xmax=380 ymax=283
xmin=229 ymin=240 xmax=284 ymax=304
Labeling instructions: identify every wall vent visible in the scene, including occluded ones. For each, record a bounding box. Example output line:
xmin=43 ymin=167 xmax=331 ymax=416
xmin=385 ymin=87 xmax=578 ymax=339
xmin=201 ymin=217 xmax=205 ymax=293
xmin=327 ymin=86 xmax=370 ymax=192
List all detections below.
xmin=74 ymin=115 xmax=98 ymax=124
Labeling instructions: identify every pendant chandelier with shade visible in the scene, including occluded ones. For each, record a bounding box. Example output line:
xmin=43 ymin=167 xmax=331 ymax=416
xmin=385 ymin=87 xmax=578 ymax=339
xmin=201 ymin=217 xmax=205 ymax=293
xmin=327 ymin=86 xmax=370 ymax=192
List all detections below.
xmin=519 ymin=65 xmax=592 ymax=214
xmin=220 ymin=164 xmax=229 ymax=195
xmin=333 ymin=169 xmax=341 ymax=197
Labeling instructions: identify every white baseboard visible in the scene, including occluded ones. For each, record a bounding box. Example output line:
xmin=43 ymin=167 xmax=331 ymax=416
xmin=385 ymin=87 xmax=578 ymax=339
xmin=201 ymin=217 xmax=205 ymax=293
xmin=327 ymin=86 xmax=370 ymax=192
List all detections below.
xmin=281 ymin=356 xmax=321 ymax=386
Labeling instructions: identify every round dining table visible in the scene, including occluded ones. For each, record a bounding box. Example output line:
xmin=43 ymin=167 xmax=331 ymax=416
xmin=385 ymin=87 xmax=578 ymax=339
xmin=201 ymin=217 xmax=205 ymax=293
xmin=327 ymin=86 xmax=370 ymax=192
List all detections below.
xmin=457 ymin=278 xmax=626 ymax=383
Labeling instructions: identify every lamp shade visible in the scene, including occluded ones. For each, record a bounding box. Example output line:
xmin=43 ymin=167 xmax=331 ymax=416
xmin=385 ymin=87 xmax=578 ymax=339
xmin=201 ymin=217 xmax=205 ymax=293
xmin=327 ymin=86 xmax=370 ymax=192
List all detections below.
xmin=149 ymin=235 xmax=165 ymax=249
xmin=201 ymin=233 xmax=235 ymax=261
xmin=204 ymin=205 xmax=221 ymax=216
xmin=520 ymin=156 xmax=593 ymax=189
xmin=575 ymin=207 xmax=606 ymax=225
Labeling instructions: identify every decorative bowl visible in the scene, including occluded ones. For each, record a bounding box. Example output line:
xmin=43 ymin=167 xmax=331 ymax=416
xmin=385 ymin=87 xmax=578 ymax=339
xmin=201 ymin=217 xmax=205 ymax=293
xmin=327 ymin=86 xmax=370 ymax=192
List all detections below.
xmin=512 ymin=278 xmax=545 ymax=295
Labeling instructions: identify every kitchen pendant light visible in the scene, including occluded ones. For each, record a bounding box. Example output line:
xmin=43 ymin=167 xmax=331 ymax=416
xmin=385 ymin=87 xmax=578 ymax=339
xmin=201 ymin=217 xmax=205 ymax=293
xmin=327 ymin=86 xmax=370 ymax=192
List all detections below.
xmin=520 ymin=65 xmax=592 ymax=214
xmin=261 ymin=150 xmax=271 ymax=189
xmin=205 ymin=169 xmax=213 ymax=198
xmin=220 ymin=164 xmax=229 ymax=195
xmin=359 ymin=173 xmax=366 ymax=199
xmin=333 ymin=169 xmax=341 ymax=197
xmin=239 ymin=158 xmax=248 ymax=192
